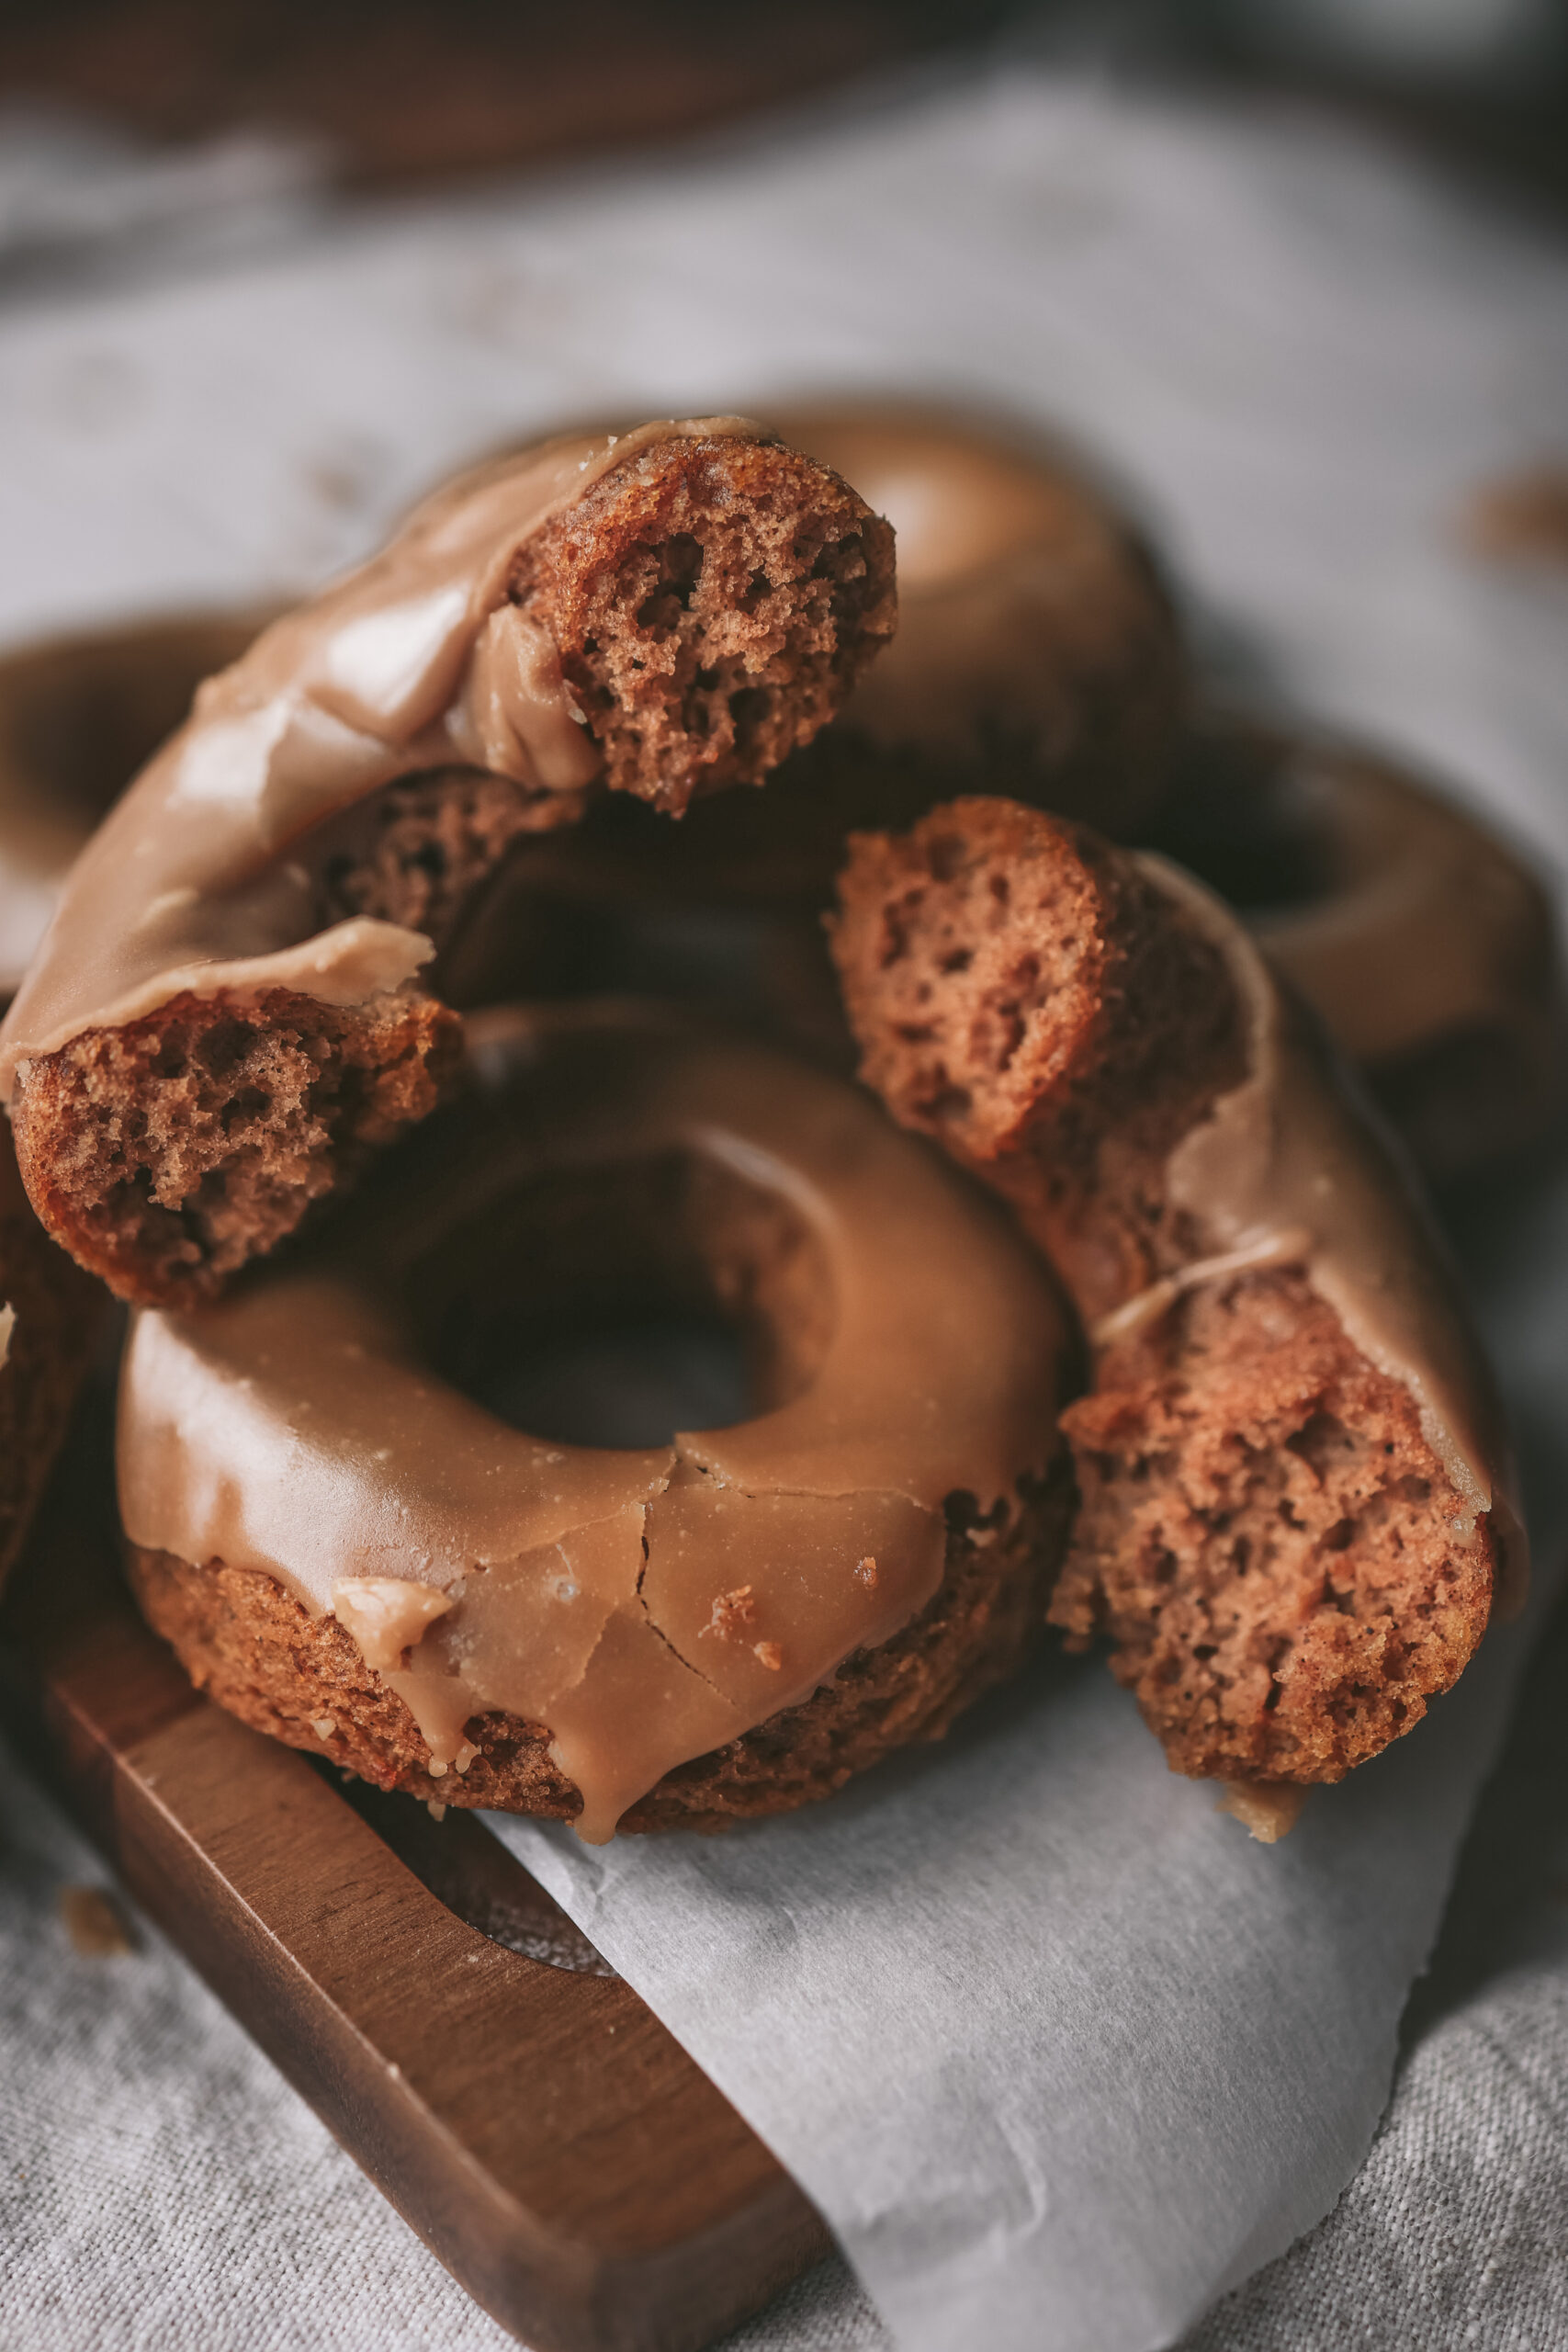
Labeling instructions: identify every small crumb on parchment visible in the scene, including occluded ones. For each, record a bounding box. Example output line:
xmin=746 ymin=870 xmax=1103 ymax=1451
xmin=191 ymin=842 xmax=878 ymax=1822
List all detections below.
xmin=753 ymin=1640 xmax=784 ymax=1672
xmin=1217 ymin=1781 xmax=1307 ymax=1844
xmin=1461 ymin=466 xmax=1568 ymax=567
xmin=60 ymin=1885 xmax=136 ymax=1957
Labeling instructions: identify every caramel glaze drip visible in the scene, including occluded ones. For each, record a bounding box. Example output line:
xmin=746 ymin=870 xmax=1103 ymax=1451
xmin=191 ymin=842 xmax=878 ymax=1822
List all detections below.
xmin=0 ymin=418 xmax=762 ymax=1098
xmin=1125 ymin=855 xmax=1528 ymax=1615
xmin=0 ymin=610 xmax=276 ymax=995
xmin=117 ymin=1009 xmax=1069 ymax=1841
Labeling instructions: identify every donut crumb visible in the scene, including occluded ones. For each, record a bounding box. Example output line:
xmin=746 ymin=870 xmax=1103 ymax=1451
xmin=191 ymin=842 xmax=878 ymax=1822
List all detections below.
xmin=317 ymin=765 xmax=581 ymax=946
xmin=60 ymin=1885 xmax=136 ymax=1958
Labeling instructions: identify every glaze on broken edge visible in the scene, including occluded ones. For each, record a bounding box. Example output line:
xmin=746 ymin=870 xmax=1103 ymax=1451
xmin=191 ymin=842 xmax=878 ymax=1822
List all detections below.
xmin=0 ymin=419 xmax=764 ymax=1095
xmin=1135 ymin=852 xmax=1527 ymax=1616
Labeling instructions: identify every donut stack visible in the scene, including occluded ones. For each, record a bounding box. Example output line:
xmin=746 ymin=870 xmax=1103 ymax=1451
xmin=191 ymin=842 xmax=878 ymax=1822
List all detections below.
xmin=0 ymin=407 xmax=1551 ymax=1841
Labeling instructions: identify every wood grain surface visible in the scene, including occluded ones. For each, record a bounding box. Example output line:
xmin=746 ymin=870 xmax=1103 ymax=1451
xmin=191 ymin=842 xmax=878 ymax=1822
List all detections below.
xmin=0 ymin=1397 xmax=830 ymax=2352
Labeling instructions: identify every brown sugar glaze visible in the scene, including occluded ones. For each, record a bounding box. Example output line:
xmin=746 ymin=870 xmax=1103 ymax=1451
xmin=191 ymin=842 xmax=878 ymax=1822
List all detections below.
xmin=0 ymin=610 xmax=274 ymax=997
xmin=0 ymin=416 xmax=840 ymax=1091
xmin=1130 ymin=854 xmax=1525 ymax=1608
xmin=769 ymin=403 xmax=1183 ymax=830
xmin=1150 ymin=717 xmax=1568 ymax=1184
xmin=118 ymin=1008 xmax=1069 ymax=1840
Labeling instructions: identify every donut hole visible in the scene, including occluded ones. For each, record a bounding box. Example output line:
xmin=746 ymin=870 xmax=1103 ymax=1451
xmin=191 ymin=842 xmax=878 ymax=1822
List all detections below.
xmin=473 ymin=1316 xmax=746 ymax=1450
xmin=404 ymin=1148 xmax=835 ymax=1451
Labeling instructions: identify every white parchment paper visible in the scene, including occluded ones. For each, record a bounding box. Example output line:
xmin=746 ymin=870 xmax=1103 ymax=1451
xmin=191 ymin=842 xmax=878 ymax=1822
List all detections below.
xmin=2 ymin=59 xmax=1566 ymax=2352
xmin=490 ymin=1556 xmax=1562 ymax=2352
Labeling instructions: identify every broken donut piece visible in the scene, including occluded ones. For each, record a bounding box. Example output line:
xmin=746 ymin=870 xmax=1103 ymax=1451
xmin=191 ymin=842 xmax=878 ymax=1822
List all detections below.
xmin=829 ymin=796 xmax=1517 ymax=1793
xmin=0 ymin=419 xmax=895 ymax=1307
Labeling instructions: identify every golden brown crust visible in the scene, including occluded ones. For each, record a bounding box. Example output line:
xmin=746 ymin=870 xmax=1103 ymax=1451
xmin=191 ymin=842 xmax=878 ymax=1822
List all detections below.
xmin=126 ymin=1466 xmax=1072 ymax=1832
xmin=0 ymin=610 xmax=274 ymax=899
xmin=12 ymin=986 xmax=461 ymax=1307
xmin=829 ymin=797 xmax=1247 ymax=1320
xmin=828 ymin=795 xmax=1496 ymax=1786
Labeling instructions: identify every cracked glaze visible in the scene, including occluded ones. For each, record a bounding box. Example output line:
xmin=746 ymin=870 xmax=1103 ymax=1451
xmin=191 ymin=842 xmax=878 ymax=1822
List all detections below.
xmin=117 ymin=1009 xmax=1067 ymax=1839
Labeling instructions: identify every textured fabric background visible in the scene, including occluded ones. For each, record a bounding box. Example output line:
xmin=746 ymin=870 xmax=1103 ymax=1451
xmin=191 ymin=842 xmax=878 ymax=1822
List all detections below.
xmin=3 ymin=51 xmax=1567 ymax=2352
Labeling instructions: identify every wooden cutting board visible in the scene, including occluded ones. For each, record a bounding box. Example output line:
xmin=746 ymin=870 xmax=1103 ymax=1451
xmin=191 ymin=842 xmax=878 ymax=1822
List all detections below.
xmin=0 ymin=1395 xmax=830 ymax=2352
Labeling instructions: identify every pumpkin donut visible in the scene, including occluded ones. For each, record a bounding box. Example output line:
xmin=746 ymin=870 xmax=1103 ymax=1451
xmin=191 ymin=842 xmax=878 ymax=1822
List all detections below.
xmin=118 ymin=1006 xmax=1074 ymax=1839
xmin=0 ymin=615 xmax=277 ymax=1591
xmin=433 ymin=418 xmax=1563 ymax=1195
xmin=447 ymin=400 xmax=1188 ymax=932
xmin=1154 ymin=716 xmax=1568 ymax=1183
xmin=0 ymin=420 xmax=896 ymax=1308
xmin=769 ymin=401 xmax=1186 ymax=832
xmin=829 ymin=797 xmax=1520 ymax=1826
xmin=427 ymin=401 xmax=1192 ymax=1062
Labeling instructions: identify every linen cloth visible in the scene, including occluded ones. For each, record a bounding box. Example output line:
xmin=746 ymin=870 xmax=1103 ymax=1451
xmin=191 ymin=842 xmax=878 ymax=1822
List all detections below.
xmin=5 ymin=1580 xmax=1566 ymax=2352
xmin=2 ymin=57 xmax=1567 ymax=2351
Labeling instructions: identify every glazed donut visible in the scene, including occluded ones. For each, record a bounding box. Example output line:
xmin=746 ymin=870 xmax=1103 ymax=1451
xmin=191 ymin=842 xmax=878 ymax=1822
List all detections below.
xmin=427 ymin=419 xmax=1563 ymax=1193
xmin=0 ymin=419 xmax=896 ymax=1307
xmin=451 ymin=401 xmax=1188 ymax=942
xmin=1154 ymin=718 xmax=1567 ymax=1183
xmin=771 ymin=402 xmax=1185 ymax=831
xmin=829 ymin=797 xmax=1519 ymax=1817
xmin=0 ymin=611 xmax=273 ymax=1000
xmin=418 ymin=402 xmax=1191 ymax=1079
xmin=118 ymin=1007 xmax=1072 ymax=1840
